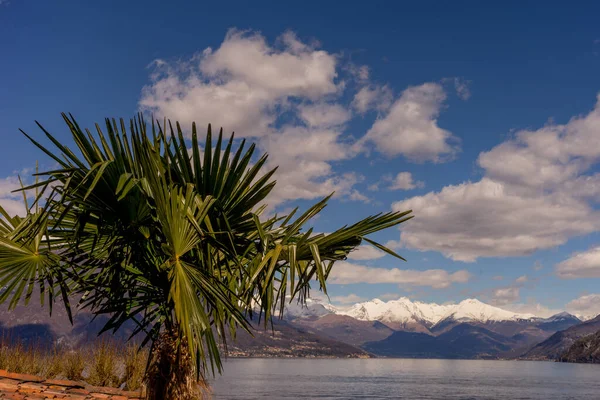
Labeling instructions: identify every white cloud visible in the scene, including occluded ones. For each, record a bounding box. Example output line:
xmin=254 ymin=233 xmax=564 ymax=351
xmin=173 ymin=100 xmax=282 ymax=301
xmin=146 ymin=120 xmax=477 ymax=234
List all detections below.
xmin=352 ymin=85 xmax=393 ymax=114
xmin=556 ymin=246 xmax=600 ymax=279
xmin=492 ymin=276 xmax=504 ymax=281
xmin=345 ymin=64 xmax=370 ymax=83
xmin=533 ymin=261 xmax=544 ymax=271
xmin=140 ymin=29 xmax=341 ymax=138
xmin=392 ymin=95 xmax=600 ymax=261
xmin=139 ymin=30 xmax=469 ymax=209
xmin=492 ymin=287 xmax=520 ymax=305
xmin=503 ymin=302 xmax=562 ymax=318
xmin=0 ymin=175 xmax=26 ymax=218
xmin=260 ymin=125 xmax=360 ymax=206
xmin=515 ymin=275 xmax=528 ymax=283
xmin=379 ymin=293 xmax=403 ymax=301
xmin=200 ymin=30 xmax=339 ymax=102
xmin=140 ymin=29 xmax=366 ymax=208
xmin=389 ymin=172 xmax=424 ymax=191
xmin=347 ymin=245 xmax=386 ymax=261
xmin=298 ymin=103 xmax=351 ymax=128
xmin=393 ymin=178 xmax=597 ymax=262
xmin=361 ymin=83 xmax=459 ymax=162
xmin=453 ymin=77 xmax=471 ymax=100
xmin=479 ymin=96 xmax=600 ymax=190
xmin=330 ymin=294 xmax=367 ymax=305
xmin=565 ymin=294 xmax=600 ymax=319
xmin=347 ymin=189 xmax=370 ymax=203
xmin=367 ymin=182 xmax=380 ymax=192
xmin=328 ymin=261 xmax=471 ymax=289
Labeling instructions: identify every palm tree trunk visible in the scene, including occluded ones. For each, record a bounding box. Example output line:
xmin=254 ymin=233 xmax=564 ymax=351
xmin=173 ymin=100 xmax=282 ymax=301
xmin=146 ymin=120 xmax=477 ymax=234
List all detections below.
xmin=144 ymin=328 xmax=208 ymax=400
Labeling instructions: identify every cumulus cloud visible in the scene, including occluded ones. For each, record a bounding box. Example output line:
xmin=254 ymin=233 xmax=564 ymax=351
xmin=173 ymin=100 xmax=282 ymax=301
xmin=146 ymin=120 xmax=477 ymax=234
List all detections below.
xmin=478 ymin=96 xmax=600 ymax=190
xmin=298 ymin=103 xmax=351 ymax=128
xmin=556 ymin=247 xmax=600 ymax=279
xmin=392 ymin=95 xmax=600 ymax=261
xmin=515 ymin=275 xmax=528 ymax=283
xmin=346 ymin=245 xmax=386 ymax=261
xmin=393 ymin=178 xmax=597 ymax=261
xmin=453 ymin=77 xmax=471 ymax=100
xmin=503 ymin=302 xmax=562 ymax=318
xmin=140 ymin=29 xmax=365 ymax=208
xmin=379 ymin=293 xmax=403 ymax=301
xmin=330 ymin=294 xmax=367 ymax=305
xmin=328 ymin=261 xmax=471 ymax=289
xmin=492 ymin=286 xmax=520 ymax=305
xmin=140 ymin=29 xmax=461 ymax=209
xmin=141 ymin=30 xmax=459 ymax=210
xmin=140 ymin=29 xmax=341 ymax=138
xmin=352 ymin=85 xmax=393 ymax=114
xmin=565 ymin=294 xmax=600 ymax=319
xmin=389 ymin=172 xmax=424 ymax=191
xmin=0 ymin=175 xmax=26 ymax=218
xmin=361 ymin=83 xmax=459 ymax=162
xmin=260 ymin=125 xmax=361 ymax=205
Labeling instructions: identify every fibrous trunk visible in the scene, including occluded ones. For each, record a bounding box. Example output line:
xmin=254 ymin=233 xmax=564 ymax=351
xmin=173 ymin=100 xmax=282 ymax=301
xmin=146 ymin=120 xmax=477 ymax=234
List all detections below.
xmin=144 ymin=329 xmax=208 ymax=400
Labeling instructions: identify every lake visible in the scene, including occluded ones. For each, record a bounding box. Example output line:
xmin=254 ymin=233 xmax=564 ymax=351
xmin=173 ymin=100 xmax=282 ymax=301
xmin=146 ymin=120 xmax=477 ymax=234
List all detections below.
xmin=210 ymin=358 xmax=600 ymax=399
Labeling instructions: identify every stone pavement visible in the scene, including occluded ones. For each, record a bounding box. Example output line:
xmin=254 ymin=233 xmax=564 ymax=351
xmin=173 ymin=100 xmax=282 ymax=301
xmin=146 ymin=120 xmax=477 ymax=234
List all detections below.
xmin=0 ymin=370 xmax=143 ymax=399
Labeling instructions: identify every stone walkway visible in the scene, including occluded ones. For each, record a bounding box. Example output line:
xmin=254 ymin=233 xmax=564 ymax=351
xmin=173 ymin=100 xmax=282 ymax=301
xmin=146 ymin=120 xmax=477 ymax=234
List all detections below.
xmin=0 ymin=370 xmax=143 ymax=399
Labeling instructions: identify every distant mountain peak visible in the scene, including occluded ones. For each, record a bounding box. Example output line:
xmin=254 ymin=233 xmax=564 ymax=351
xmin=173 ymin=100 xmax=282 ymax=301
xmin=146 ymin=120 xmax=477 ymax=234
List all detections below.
xmin=334 ymin=297 xmax=537 ymax=326
xmin=547 ymin=312 xmax=578 ymax=320
xmin=459 ymin=298 xmax=484 ymax=305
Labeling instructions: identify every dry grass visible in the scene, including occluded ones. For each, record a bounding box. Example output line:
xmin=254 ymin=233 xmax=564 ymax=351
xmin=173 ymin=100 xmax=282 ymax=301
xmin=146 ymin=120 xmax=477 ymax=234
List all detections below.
xmin=0 ymin=335 xmax=149 ymax=390
xmin=87 ymin=339 xmax=119 ymax=387
xmin=122 ymin=343 xmax=148 ymax=391
xmin=63 ymin=350 xmax=86 ymax=381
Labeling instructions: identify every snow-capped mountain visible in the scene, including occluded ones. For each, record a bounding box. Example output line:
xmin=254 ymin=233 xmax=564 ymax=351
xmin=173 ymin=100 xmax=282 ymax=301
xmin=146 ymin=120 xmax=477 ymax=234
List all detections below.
xmin=340 ymin=297 xmax=536 ymax=326
xmin=284 ymin=296 xmax=538 ymax=327
xmin=339 ymin=297 xmax=452 ymax=327
xmin=435 ymin=298 xmax=536 ymax=324
xmin=281 ymin=297 xmax=337 ymax=319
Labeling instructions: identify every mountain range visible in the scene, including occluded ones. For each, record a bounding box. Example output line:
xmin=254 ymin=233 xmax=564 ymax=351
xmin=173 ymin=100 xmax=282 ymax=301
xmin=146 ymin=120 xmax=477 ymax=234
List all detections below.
xmin=523 ymin=314 xmax=600 ymax=361
xmin=281 ymin=296 xmax=592 ymax=360
xmin=0 ymin=294 xmax=598 ymax=362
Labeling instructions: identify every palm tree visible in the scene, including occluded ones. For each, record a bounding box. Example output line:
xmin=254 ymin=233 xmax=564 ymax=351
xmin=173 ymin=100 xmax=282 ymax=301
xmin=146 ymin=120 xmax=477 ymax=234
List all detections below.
xmin=0 ymin=114 xmax=413 ymax=399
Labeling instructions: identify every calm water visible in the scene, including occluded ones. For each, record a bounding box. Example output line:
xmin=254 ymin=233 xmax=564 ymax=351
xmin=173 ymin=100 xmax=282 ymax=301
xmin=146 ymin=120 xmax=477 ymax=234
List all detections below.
xmin=210 ymin=358 xmax=600 ymax=399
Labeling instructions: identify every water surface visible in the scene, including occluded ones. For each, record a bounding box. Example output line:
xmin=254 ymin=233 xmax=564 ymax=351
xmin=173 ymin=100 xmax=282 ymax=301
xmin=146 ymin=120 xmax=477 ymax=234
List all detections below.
xmin=210 ymin=358 xmax=600 ymax=399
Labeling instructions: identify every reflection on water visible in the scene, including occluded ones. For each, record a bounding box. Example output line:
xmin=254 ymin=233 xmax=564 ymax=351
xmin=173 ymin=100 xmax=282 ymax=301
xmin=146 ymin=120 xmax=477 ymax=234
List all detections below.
xmin=210 ymin=358 xmax=600 ymax=399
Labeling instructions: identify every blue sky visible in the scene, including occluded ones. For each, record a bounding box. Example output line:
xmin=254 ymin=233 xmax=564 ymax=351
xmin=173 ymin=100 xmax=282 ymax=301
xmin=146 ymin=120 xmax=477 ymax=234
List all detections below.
xmin=2 ymin=1 xmax=600 ymax=317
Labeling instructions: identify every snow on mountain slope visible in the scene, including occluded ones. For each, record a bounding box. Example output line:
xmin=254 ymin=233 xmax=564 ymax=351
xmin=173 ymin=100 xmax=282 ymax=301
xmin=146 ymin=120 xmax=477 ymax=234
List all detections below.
xmin=339 ymin=297 xmax=451 ymax=325
xmin=281 ymin=297 xmax=336 ymax=319
xmin=336 ymin=297 xmax=535 ymax=326
xmin=280 ymin=295 xmax=541 ymax=326
xmin=436 ymin=298 xmax=535 ymax=324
